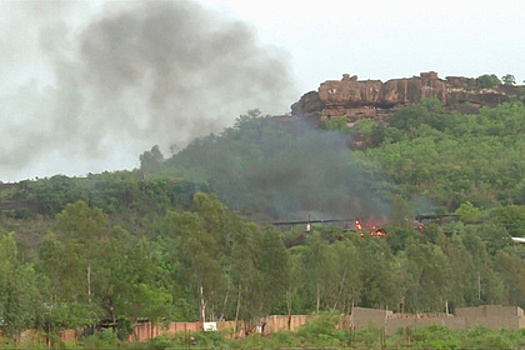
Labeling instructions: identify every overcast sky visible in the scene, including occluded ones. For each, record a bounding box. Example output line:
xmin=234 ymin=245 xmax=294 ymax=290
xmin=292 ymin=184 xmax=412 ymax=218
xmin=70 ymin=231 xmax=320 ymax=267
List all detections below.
xmin=1 ymin=0 xmax=524 ymax=182
xmin=201 ymin=0 xmax=525 ymax=91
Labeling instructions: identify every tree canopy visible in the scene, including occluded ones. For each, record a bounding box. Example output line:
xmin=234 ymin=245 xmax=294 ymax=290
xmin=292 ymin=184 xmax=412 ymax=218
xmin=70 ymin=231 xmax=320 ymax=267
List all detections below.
xmin=0 ymin=100 xmax=525 ymax=340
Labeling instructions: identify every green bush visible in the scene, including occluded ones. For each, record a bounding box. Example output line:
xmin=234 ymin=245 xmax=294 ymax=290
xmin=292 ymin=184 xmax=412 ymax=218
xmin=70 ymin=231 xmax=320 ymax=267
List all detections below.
xmin=411 ymin=324 xmax=461 ymax=350
xmin=296 ymin=312 xmax=348 ymax=346
xmin=10 ymin=207 xmax=35 ymax=220
xmin=320 ymin=116 xmax=350 ymax=131
xmin=192 ymin=331 xmax=227 ymax=347
xmin=353 ymin=324 xmax=382 ymax=346
xmin=81 ymin=328 xmax=121 ymax=350
xmin=461 ymin=326 xmax=515 ymax=350
xmin=268 ymin=330 xmax=301 ymax=348
xmin=144 ymin=333 xmax=178 ymax=350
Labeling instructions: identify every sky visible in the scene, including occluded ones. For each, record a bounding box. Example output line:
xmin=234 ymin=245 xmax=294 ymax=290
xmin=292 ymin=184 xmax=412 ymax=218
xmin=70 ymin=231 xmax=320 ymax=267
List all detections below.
xmin=1 ymin=0 xmax=524 ymax=182
xmin=203 ymin=0 xmax=525 ymax=91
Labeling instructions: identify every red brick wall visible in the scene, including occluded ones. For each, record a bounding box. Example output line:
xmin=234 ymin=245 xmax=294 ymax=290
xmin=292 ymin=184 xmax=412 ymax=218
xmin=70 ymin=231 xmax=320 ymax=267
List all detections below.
xmin=128 ymin=321 xmax=202 ymax=342
xmin=57 ymin=329 xmax=77 ymax=344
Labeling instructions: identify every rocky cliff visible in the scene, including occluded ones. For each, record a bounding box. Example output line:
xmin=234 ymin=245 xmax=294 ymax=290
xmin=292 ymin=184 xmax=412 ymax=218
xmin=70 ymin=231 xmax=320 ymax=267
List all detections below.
xmin=291 ymin=72 xmax=522 ymax=119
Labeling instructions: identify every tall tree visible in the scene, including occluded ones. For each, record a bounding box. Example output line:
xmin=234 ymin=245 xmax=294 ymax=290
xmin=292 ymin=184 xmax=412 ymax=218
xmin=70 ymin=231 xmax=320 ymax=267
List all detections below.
xmin=360 ymin=239 xmax=406 ymax=311
xmin=56 ymin=200 xmax=108 ymax=304
xmin=462 ymin=229 xmax=505 ymax=305
xmin=402 ymin=240 xmax=448 ymax=312
xmin=163 ymin=210 xmax=222 ymax=322
xmin=302 ymin=232 xmax=338 ymax=313
xmin=0 ymin=232 xmax=43 ymax=338
xmin=495 ymin=250 xmax=525 ymax=307
xmin=330 ymin=239 xmax=362 ymax=314
xmin=257 ymin=226 xmax=289 ymax=315
xmin=229 ymin=220 xmax=262 ymax=332
xmin=38 ymin=231 xmax=85 ymax=303
xmin=140 ymin=145 xmax=164 ymax=179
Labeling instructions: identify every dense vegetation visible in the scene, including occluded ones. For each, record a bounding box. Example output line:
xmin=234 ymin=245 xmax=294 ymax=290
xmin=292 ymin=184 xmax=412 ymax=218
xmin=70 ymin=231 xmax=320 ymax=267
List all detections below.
xmin=1 ymin=100 xmax=525 ymax=347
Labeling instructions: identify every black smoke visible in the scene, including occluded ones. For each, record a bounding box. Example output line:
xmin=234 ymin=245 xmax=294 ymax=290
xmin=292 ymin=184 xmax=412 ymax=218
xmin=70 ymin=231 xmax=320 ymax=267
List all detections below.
xmin=0 ymin=1 xmax=296 ymax=181
xmin=167 ymin=116 xmax=391 ymax=220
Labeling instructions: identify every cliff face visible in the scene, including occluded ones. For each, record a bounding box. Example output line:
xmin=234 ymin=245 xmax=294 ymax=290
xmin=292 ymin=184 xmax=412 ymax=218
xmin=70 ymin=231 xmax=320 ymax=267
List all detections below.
xmin=291 ymin=72 xmax=521 ymax=119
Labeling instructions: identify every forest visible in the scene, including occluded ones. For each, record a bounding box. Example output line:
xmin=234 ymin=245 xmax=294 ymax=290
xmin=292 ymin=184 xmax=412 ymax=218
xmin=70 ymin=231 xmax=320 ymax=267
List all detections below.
xmin=0 ymin=99 xmax=525 ymax=348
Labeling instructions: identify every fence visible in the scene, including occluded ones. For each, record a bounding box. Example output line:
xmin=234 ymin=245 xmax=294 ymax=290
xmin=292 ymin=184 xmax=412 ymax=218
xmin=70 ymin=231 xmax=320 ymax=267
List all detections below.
xmin=42 ymin=305 xmax=525 ymax=344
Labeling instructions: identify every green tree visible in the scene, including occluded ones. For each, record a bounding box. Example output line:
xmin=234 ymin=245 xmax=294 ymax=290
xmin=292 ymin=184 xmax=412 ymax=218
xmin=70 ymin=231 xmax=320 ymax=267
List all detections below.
xmin=494 ymin=250 xmax=525 ymax=307
xmin=402 ymin=241 xmax=448 ymax=311
xmin=462 ymin=229 xmax=505 ymax=304
xmin=0 ymin=232 xmax=43 ymax=338
xmin=115 ymin=233 xmax=178 ymax=322
xmin=162 ymin=209 xmax=222 ymax=322
xmin=329 ymin=240 xmax=362 ymax=313
xmin=303 ymin=232 xmax=337 ymax=313
xmin=56 ymin=200 xmax=108 ymax=304
xmin=228 ymin=220 xmax=262 ymax=331
xmin=389 ymin=195 xmax=414 ymax=229
xmin=33 ymin=175 xmax=85 ymax=214
xmin=439 ymin=235 xmax=478 ymax=307
xmin=283 ymin=249 xmax=303 ymax=319
xmin=488 ymin=205 xmax=525 ymax=238
xmin=38 ymin=231 xmax=85 ymax=305
xmin=501 ymin=74 xmax=516 ymax=86
xmin=477 ymin=74 xmax=501 ymax=88
xmin=257 ymin=226 xmax=290 ymax=315
xmin=320 ymin=116 xmax=350 ymax=131
xmin=455 ymin=201 xmax=484 ymax=223
xmin=140 ymin=145 xmax=164 ymax=180
xmin=359 ymin=238 xmax=405 ymax=310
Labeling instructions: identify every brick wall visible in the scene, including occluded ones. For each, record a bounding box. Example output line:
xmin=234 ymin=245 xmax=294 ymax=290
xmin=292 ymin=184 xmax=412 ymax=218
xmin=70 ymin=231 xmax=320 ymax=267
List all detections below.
xmin=57 ymin=329 xmax=77 ymax=344
xmin=454 ymin=305 xmax=523 ymax=331
xmin=128 ymin=321 xmax=202 ymax=342
xmin=353 ymin=305 xmax=525 ymax=334
xmin=53 ymin=305 xmax=525 ymax=344
xmin=352 ymin=307 xmax=391 ymax=329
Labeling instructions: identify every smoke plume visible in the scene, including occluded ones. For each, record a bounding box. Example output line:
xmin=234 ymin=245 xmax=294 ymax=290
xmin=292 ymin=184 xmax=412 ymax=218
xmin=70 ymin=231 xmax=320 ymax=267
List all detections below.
xmin=0 ymin=1 xmax=296 ymax=181
xmin=170 ymin=117 xmax=391 ymax=220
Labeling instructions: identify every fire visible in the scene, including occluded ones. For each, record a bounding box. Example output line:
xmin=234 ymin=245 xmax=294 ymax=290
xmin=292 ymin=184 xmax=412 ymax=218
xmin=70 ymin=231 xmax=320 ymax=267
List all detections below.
xmin=355 ymin=217 xmax=388 ymax=237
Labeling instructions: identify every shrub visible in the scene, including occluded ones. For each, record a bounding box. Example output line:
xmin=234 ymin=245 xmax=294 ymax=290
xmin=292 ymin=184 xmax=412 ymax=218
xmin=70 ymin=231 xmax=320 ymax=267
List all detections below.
xmin=192 ymin=331 xmax=226 ymax=347
xmin=297 ymin=312 xmax=347 ymax=346
xmin=144 ymin=333 xmax=178 ymax=350
xmin=81 ymin=328 xmax=120 ymax=350
xmin=269 ymin=330 xmax=301 ymax=348
xmin=320 ymin=116 xmax=351 ymax=131
xmin=411 ymin=324 xmax=461 ymax=350
xmin=460 ymin=326 xmax=515 ymax=350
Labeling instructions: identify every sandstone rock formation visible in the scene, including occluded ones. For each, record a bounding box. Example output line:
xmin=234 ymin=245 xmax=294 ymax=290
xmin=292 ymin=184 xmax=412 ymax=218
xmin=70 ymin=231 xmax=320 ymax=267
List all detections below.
xmin=291 ymin=72 xmax=521 ymax=119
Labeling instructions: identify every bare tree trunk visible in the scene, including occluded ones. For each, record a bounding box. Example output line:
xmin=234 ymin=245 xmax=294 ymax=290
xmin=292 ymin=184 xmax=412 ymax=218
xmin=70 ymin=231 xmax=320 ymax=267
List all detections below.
xmin=222 ymin=263 xmax=233 ymax=318
xmin=109 ymin=296 xmax=116 ymax=324
xmin=286 ymin=291 xmax=292 ymax=330
xmin=316 ymin=283 xmax=320 ymax=313
xmin=199 ymin=284 xmax=206 ymax=325
xmin=332 ymin=269 xmax=347 ymax=311
xmin=87 ymin=258 xmax=92 ymax=304
xmin=234 ymin=285 xmax=242 ymax=337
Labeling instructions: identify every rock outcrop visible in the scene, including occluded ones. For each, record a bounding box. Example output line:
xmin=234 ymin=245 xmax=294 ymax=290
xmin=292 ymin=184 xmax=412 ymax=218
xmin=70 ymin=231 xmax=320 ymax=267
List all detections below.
xmin=291 ymin=72 xmax=522 ymax=119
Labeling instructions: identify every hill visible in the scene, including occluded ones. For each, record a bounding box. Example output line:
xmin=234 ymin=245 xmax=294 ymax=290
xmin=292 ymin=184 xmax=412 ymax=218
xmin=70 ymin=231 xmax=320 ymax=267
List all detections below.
xmin=292 ymin=71 xmax=524 ymax=119
xmin=0 ymin=73 xmax=524 ymax=340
